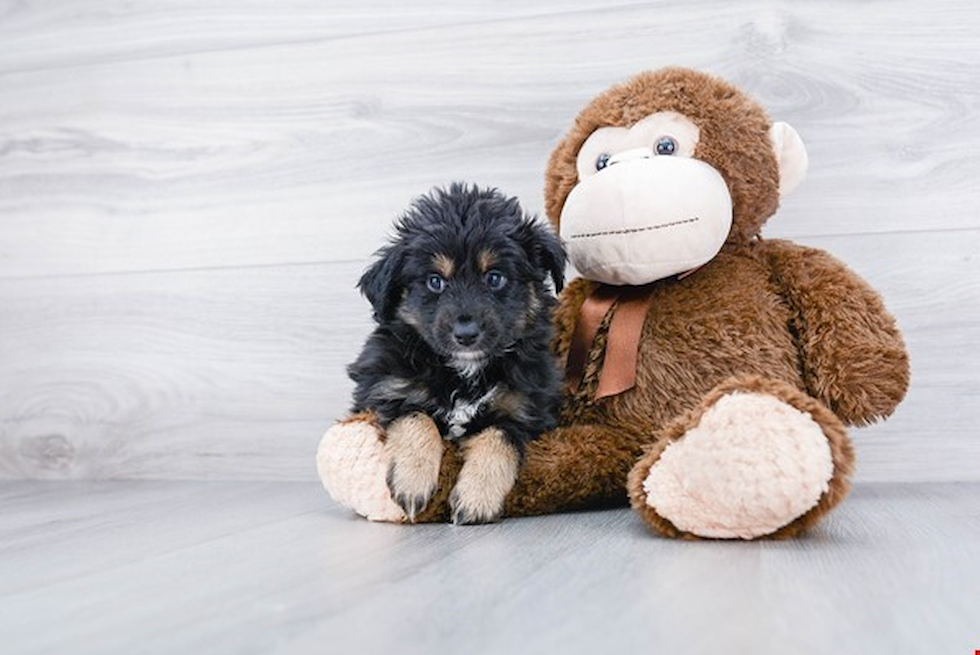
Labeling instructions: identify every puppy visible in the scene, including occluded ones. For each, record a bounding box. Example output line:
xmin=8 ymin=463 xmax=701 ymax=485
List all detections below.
xmin=348 ymin=183 xmax=566 ymax=524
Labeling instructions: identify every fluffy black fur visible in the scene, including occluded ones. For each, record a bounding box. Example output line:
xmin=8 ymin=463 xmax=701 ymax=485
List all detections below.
xmin=348 ymin=183 xmax=566 ymax=451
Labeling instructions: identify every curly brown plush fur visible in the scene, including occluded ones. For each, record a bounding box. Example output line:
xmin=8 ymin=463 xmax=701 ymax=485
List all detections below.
xmin=546 ymin=67 xmax=781 ymax=243
xmin=321 ymin=68 xmax=910 ymax=538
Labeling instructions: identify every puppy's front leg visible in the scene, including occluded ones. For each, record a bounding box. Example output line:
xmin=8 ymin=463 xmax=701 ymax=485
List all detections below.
xmin=450 ymin=428 xmax=520 ymax=525
xmin=384 ymin=413 xmax=444 ymax=522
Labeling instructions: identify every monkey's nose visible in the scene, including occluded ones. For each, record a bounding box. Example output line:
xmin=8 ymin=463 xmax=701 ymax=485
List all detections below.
xmin=452 ymin=317 xmax=481 ymax=346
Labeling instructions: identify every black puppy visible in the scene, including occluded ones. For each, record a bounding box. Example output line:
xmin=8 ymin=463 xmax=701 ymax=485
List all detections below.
xmin=349 ymin=183 xmax=566 ymax=524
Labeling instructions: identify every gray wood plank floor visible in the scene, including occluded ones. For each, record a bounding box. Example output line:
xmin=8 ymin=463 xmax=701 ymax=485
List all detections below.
xmin=2 ymin=480 xmax=978 ymax=655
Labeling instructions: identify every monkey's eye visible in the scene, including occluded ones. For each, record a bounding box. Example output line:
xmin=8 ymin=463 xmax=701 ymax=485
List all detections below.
xmin=485 ymin=270 xmax=507 ymax=290
xmin=426 ymin=274 xmax=446 ymax=294
xmin=595 ymin=153 xmax=611 ymax=171
xmin=655 ymin=136 xmax=677 ymax=156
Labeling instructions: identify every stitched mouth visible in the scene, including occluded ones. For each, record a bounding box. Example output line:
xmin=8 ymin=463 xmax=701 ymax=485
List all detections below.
xmin=569 ymin=217 xmax=699 ymax=239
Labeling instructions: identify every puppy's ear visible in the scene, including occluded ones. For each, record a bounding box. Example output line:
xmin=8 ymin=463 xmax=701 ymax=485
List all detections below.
xmin=357 ymin=244 xmax=406 ymax=322
xmin=518 ymin=220 xmax=567 ymax=293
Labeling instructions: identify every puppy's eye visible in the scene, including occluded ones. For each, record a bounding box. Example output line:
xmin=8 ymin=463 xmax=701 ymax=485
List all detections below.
xmin=595 ymin=153 xmax=611 ymax=171
xmin=485 ymin=270 xmax=507 ymax=290
xmin=655 ymin=136 xmax=677 ymax=156
xmin=426 ymin=274 xmax=446 ymax=294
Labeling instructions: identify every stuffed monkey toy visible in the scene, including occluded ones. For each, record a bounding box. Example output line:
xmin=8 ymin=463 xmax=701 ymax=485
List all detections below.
xmin=317 ymin=67 xmax=910 ymax=539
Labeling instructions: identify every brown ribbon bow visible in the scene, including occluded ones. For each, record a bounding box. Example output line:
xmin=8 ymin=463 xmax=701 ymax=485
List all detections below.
xmin=565 ymin=284 xmax=656 ymax=400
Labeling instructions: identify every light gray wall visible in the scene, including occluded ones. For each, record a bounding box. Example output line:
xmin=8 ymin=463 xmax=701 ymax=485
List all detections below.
xmin=1 ymin=1 xmax=977 ymax=482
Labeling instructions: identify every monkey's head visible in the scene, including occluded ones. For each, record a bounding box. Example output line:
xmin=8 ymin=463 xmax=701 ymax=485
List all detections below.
xmin=545 ymin=67 xmax=808 ymax=285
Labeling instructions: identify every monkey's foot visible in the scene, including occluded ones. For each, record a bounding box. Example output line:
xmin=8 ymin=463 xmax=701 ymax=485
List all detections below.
xmin=629 ymin=385 xmax=840 ymax=539
xmin=317 ymin=417 xmax=406 ymax=523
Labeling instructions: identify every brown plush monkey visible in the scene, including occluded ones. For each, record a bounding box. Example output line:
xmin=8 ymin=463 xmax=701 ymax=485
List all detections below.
xmin=317 ymin=68 xmax=909 ymax=539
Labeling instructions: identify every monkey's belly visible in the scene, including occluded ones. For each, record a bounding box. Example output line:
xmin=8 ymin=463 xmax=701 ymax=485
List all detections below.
xmin=580 ymin=253 xmax=805 ymax=432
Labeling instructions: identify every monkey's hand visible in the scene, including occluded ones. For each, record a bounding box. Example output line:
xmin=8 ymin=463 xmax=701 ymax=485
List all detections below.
xmin=762 ymin=239 xmax=910 ymax=426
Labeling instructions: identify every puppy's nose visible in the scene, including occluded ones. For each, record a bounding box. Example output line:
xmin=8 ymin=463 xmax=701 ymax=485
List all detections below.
xmin=453 ymin=316 xmax=480 ymax=346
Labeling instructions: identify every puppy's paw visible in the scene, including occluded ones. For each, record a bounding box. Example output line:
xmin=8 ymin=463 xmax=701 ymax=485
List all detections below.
xmin=383 ymin=413 xmax=444 ymax=522
xmin=450 ymin=428 xmax=519 ymax=525
xmin=449 ymin=484 xmax=507 ymax=525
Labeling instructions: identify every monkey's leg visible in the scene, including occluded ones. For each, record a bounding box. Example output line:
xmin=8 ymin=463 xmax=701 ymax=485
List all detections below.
xmin=627 ymin=375 xmax=855 ymax=540
xmin=503 ymin=424 xmax=649 ymax=517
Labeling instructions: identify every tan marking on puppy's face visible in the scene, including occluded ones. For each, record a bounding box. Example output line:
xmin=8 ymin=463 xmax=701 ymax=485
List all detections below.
xmin=396 ymin=304 xmax=422 ymax=328
xmin=513 ymin=283 xmax=541 ymax=332
xmin=449 ymin=427 xmax=520 ymax=524
xmin=527 ymin=282 xmax=541 ymax=311
xmin=383 ymin=412 xmax=444 ymax=521
xmin=432 ymin=253 xmax=455 ymax=278
xmin=526 ymin=282 xmax=541 ymax=322
xmin=477 ymin=249 xmax=498 ymax=274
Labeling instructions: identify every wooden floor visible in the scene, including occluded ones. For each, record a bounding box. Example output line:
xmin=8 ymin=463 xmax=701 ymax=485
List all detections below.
xmin=2 ymin=480 xmax=977 ymax=655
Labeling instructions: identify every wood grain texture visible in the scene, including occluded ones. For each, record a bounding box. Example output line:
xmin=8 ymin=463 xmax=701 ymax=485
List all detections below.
xmin=0 ymin=1 xmax=977 ymax=482
xmin=0 ymin=0 xmax=978 ymax=277
xmin=1 ymin=480 xmax=978 ymax=655
xmin=0 ymin=0 xmax=664 ymax=74
xmin=0 ymin=229 xmax=977 ymax=482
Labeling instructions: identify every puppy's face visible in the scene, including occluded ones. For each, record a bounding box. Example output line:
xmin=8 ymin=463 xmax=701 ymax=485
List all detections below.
xmin=359 ymin=185 xmax=565 ymax=370
xmin=399 ymin=240 xmax=531 ymax=367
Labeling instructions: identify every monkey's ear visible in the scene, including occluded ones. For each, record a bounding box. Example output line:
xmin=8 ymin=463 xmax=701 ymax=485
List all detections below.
xmin=519 ymin=220 xmax=567 ymax=293
xmin=770 ymin=122 xmax=808 ymax=196
xmin=357 ymin=245 xmax=405 ymax=322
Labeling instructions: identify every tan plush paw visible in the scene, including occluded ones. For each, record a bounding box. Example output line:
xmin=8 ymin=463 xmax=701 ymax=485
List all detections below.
xmin=640 ymin=392 xmax=834 ymax=539
xmin=317 ymin=419 xmax=406 ymax=522
xmin=384 ymin=413 xmax=444 ymax=522
xmin=449 ymin=428 xmax=519 ymax=525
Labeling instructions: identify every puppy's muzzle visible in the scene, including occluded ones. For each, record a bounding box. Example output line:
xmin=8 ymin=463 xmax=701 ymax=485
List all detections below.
xmin=452 ymin=315 xmax=481 ymax=347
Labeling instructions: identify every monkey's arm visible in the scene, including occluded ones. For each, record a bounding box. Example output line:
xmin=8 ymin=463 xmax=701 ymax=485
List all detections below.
xmin=762 ymin=239 xmax=910 ymax=426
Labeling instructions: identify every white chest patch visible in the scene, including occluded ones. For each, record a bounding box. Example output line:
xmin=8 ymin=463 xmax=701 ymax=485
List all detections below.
xmin=446 ymin=386 xmax=498 ymax=439
xmin=450 ymin=355 xmax=488 ymax=380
